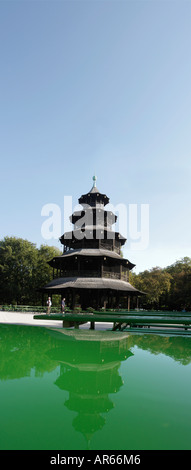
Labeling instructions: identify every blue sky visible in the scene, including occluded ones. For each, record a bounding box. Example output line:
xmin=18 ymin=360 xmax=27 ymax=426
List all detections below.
xmin=0 ymin=0 xmax=190 ymax=273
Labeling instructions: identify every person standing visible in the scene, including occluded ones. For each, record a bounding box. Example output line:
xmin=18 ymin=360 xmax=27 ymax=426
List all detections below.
xmin=61 ymin=297 xmax=65 ymax=313
xmin=46 ymin=296 xmax=52 ymax=315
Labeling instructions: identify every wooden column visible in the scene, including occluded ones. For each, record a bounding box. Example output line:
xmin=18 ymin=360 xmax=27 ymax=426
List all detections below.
xmin=128 ymin=295 xmax=130 ymax=311
xmin=116 ymin=291 xmax=120 ymax=309
xmin=72 ymin=291 xmax=76 ymax=310
xmin=101 ymin=259 xmax=103 ymax=277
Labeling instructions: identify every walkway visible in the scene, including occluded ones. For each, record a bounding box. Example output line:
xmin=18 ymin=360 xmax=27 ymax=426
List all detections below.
xmin=0 ymin=310 xmax=112 ymax=330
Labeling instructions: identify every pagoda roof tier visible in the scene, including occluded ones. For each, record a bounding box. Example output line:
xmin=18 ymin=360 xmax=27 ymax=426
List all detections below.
xmin=70 ymin=208 xmax=117 ymax=225
xmin=78 ymin=183 xmax=109 ymax=207
xmin=48 ymin=248 xmax=135 ymax=270
xmin=40 ymin=276 xmax=141 ymax=293
xmin=60 ymin=229 xmax=126 ymax=246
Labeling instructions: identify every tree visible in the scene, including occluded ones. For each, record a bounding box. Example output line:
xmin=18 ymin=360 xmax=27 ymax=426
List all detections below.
xmin=164 ymin=257 xmax=191 ymax=310
xmin=0 ymin=237 xmax=61 ymax=305
xmin=130 ymin=267 xmax=172 ymax=309
xmin=130 ymin=258 xmax=191 ymax=310
xmin=34 ymin=244 xmax=61 ymax=305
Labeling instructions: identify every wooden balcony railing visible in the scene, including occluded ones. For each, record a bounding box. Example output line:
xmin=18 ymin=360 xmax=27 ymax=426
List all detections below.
xmin=53 ymin=269 xmax=129 ymax=282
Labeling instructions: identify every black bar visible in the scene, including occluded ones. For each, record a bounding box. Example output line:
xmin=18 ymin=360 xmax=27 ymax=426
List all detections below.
xmin=1 ymin=450 xmax=190 ymax=468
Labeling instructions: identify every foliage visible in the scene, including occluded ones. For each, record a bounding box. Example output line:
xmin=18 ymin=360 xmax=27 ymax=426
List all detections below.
xmin=130 ymin=257 xmax=191 ymax=310
xmin=130 ymin=268 xmax=172 ymax=308
xmin=0 ymin=236 xmax=61 ymax=305
xmin=73 ymin=306 xmax=82 ymax=313
xmin=164 ymin=257 xmax=191 ymax=311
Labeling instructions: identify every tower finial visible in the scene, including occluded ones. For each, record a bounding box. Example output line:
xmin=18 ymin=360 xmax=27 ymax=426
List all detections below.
xmin=92 ymin=173 xmax=97 ymax=188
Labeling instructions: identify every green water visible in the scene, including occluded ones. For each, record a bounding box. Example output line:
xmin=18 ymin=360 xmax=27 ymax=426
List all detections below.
xmin=0 ymin=324 xmax=191 ymax=450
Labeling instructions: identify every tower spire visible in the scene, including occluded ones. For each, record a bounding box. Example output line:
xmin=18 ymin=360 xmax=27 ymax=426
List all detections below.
xmin=92 ymin=173 xmax=97 ymax=188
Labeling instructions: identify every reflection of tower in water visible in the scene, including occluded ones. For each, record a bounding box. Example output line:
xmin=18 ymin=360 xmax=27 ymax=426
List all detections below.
xmin=52 ymin=330 xmax=133 ymax=448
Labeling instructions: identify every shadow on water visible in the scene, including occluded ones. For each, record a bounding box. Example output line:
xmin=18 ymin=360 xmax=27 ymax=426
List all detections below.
xmin=0 ymin=324 xmax=191 ymax=449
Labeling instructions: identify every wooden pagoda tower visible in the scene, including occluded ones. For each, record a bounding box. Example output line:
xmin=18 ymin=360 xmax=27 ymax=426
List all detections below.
xmin=41 ymin=176 xmax=142 ymax=310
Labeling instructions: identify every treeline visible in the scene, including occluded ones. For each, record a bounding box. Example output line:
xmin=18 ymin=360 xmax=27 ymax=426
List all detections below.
xmin=0 ymin=237 xmax=191 ymax=310
xmin=0 ymin=236 xmax=61 ymax=305
xmin=130 ymin=257 xmax=191 ymax=311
